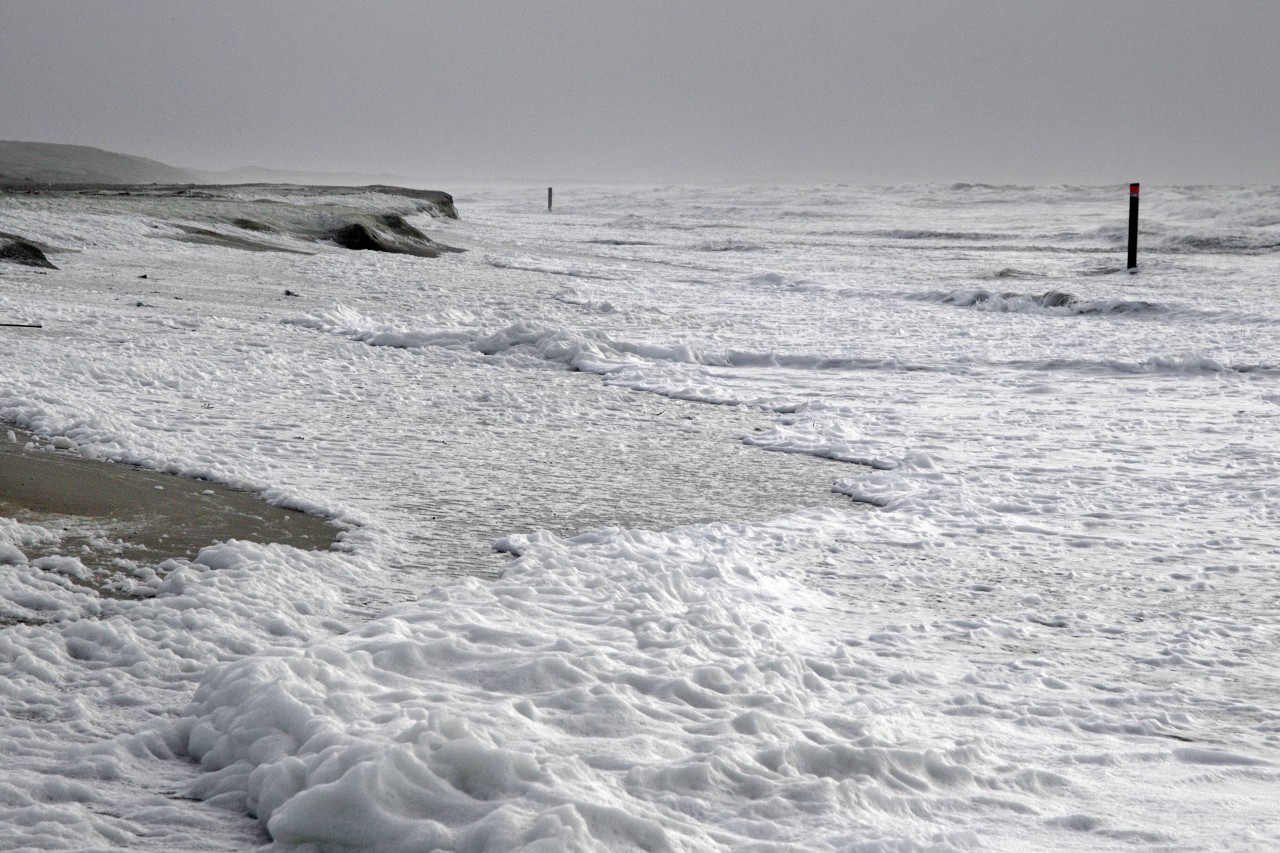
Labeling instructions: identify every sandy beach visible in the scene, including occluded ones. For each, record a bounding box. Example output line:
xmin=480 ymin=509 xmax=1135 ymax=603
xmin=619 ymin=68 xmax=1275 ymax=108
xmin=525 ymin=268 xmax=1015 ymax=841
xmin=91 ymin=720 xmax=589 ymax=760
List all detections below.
xmin=1 ymin=427 xmax=337 ymax=572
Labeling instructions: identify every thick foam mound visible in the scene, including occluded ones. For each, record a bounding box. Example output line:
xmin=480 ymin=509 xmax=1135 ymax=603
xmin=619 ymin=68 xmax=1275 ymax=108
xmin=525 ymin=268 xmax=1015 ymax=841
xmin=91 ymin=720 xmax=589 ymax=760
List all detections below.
xmin=177 ymin=521 xmax=995 ymax=851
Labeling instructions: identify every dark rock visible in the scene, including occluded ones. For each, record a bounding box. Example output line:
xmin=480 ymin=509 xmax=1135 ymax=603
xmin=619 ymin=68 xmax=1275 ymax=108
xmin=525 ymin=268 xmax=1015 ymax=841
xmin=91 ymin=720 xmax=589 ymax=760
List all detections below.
xmin=0 ymin=237 xmax=57 ymax=269
xmin=326 ymin=215 xmax=462 ymax=258
xmin=328 ymin=222 xmax=390 ymax=253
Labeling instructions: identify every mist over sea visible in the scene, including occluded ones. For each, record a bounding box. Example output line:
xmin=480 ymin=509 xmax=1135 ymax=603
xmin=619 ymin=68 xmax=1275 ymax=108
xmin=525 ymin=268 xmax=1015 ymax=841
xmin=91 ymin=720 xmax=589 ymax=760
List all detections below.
xmin=1 ymin=181 xmax=1278 ymax=850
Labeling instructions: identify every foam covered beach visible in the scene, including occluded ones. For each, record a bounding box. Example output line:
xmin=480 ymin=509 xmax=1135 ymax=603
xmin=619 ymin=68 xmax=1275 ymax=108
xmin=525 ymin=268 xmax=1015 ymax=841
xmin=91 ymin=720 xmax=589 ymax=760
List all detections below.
xmin=2 ymin=181 xmax=1279 ymax=850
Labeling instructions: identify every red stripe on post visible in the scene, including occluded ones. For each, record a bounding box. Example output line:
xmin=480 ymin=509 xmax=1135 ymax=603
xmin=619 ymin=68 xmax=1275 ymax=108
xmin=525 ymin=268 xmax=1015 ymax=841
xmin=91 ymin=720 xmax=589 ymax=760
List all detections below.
xmin=1130 ymin=183 xmax=1140 ymax=195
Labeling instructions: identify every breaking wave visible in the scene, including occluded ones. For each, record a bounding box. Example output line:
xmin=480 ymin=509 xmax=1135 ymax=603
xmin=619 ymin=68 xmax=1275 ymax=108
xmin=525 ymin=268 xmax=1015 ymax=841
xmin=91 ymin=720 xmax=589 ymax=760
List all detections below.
xmin=1141 ymin=189 xmax=1280 ymax=254
xmin=1024 ymin=353 xmax=1279 ymax=376
xmin=584 ymin=238 xmax=658 ymax=246
xmin=915 ymin=289 xmax=1163 ymax=316
xmin=691 ymin=239 xmax=767 ymax=252
xmin=1156 ymin=232 xmax=1280 ymax=254
xmin=286 ymin=307 xmax=931 ymax=412
xmin=873 ymin=229 xmax=1010 ymax=241
xmin=292 ymin=307 xmax=921 ymax=371
xmin=916 ymin=288 xmax=1278 ymax=326
xmin=986 ymin=267 xmax=1045 ymax=279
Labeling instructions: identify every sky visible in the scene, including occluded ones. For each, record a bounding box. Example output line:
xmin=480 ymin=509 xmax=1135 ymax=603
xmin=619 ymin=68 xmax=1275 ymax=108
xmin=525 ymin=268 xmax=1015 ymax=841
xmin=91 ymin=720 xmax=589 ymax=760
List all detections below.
xmin=2 ymin=0 xmax=1277 ymax=185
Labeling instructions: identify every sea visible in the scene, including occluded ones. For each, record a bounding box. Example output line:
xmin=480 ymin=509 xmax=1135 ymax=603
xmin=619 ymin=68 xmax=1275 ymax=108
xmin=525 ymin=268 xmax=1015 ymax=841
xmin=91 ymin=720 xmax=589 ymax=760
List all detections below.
xmin=0 ymin=181 xmax=1278 ymax=851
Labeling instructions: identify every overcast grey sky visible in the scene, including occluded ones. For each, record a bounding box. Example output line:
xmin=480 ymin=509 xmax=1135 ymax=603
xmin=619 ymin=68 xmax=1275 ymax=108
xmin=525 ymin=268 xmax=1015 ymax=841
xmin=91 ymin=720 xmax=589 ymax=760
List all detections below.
xmin=2 ymin=1 xmax=1277 ymax=184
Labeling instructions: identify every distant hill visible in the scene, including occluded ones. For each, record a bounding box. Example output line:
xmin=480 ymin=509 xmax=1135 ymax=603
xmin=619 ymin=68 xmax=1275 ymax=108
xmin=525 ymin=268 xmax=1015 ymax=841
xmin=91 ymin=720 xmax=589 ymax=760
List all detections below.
xmin=0 ymin=141 xmax=201 ymax=185
xmin=0 ymin=141 xmax=435 ymax=189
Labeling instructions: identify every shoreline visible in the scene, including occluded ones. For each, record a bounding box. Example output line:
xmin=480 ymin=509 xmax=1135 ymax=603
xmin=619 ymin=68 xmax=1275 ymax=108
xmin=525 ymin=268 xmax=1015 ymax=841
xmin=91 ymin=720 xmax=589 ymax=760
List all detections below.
xmin=1 ymin=426 xmax=339 ymax=572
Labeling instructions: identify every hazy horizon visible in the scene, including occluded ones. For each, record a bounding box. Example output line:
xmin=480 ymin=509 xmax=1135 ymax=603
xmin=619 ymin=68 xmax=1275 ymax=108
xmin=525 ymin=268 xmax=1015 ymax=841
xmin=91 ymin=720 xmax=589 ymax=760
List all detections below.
xmin=3 ymin=1 xmax=1278 ymax=186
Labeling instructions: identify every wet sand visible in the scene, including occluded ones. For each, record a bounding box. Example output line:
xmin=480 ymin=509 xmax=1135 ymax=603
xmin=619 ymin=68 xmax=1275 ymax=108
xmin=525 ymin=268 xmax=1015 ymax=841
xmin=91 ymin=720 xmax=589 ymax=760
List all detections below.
xmin=1 ymin=428 xmax=338 ymax=569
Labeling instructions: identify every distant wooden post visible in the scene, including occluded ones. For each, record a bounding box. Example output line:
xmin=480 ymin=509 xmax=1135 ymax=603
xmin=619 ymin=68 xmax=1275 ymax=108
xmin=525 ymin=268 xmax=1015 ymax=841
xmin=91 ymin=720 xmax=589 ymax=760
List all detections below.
xmin=1127 ymin=183 xmax=1139 ymax=270
xmin=547 ymin=187 xmax=553 ymax=212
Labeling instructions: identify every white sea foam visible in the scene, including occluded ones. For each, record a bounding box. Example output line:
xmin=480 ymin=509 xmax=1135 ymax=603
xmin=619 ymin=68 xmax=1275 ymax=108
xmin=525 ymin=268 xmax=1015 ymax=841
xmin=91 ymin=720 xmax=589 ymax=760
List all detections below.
xmin=1 ymin=182 xmax=1278 ymax=850
xmin=176 ymin=520 xmax=1007 ymax=850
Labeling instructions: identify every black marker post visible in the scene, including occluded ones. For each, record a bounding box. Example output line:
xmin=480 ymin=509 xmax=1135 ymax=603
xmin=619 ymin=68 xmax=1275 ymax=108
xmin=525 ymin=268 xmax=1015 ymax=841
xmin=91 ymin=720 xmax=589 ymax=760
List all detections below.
xmin=548 ymin=187 xmax=553 ymax=212
xmin=1127 ymin=182 xmax=1139 ymax=271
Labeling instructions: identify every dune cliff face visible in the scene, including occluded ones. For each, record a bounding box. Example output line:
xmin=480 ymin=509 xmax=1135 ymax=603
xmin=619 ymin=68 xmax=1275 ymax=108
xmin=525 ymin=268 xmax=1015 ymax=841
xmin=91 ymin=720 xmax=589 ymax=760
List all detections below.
xmin=0 ymin=143 xmax=462 ymax=258
xmin=1 ymin=183 xmax=462 ymax=262
xmin=0 ymin=141 xmax=201 ymax=185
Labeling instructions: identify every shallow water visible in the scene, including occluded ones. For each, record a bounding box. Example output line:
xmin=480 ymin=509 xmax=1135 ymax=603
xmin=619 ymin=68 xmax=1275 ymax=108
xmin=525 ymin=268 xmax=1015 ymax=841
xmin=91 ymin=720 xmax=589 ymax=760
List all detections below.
xmin=0 ymin=427 xmax=338 ymax=574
